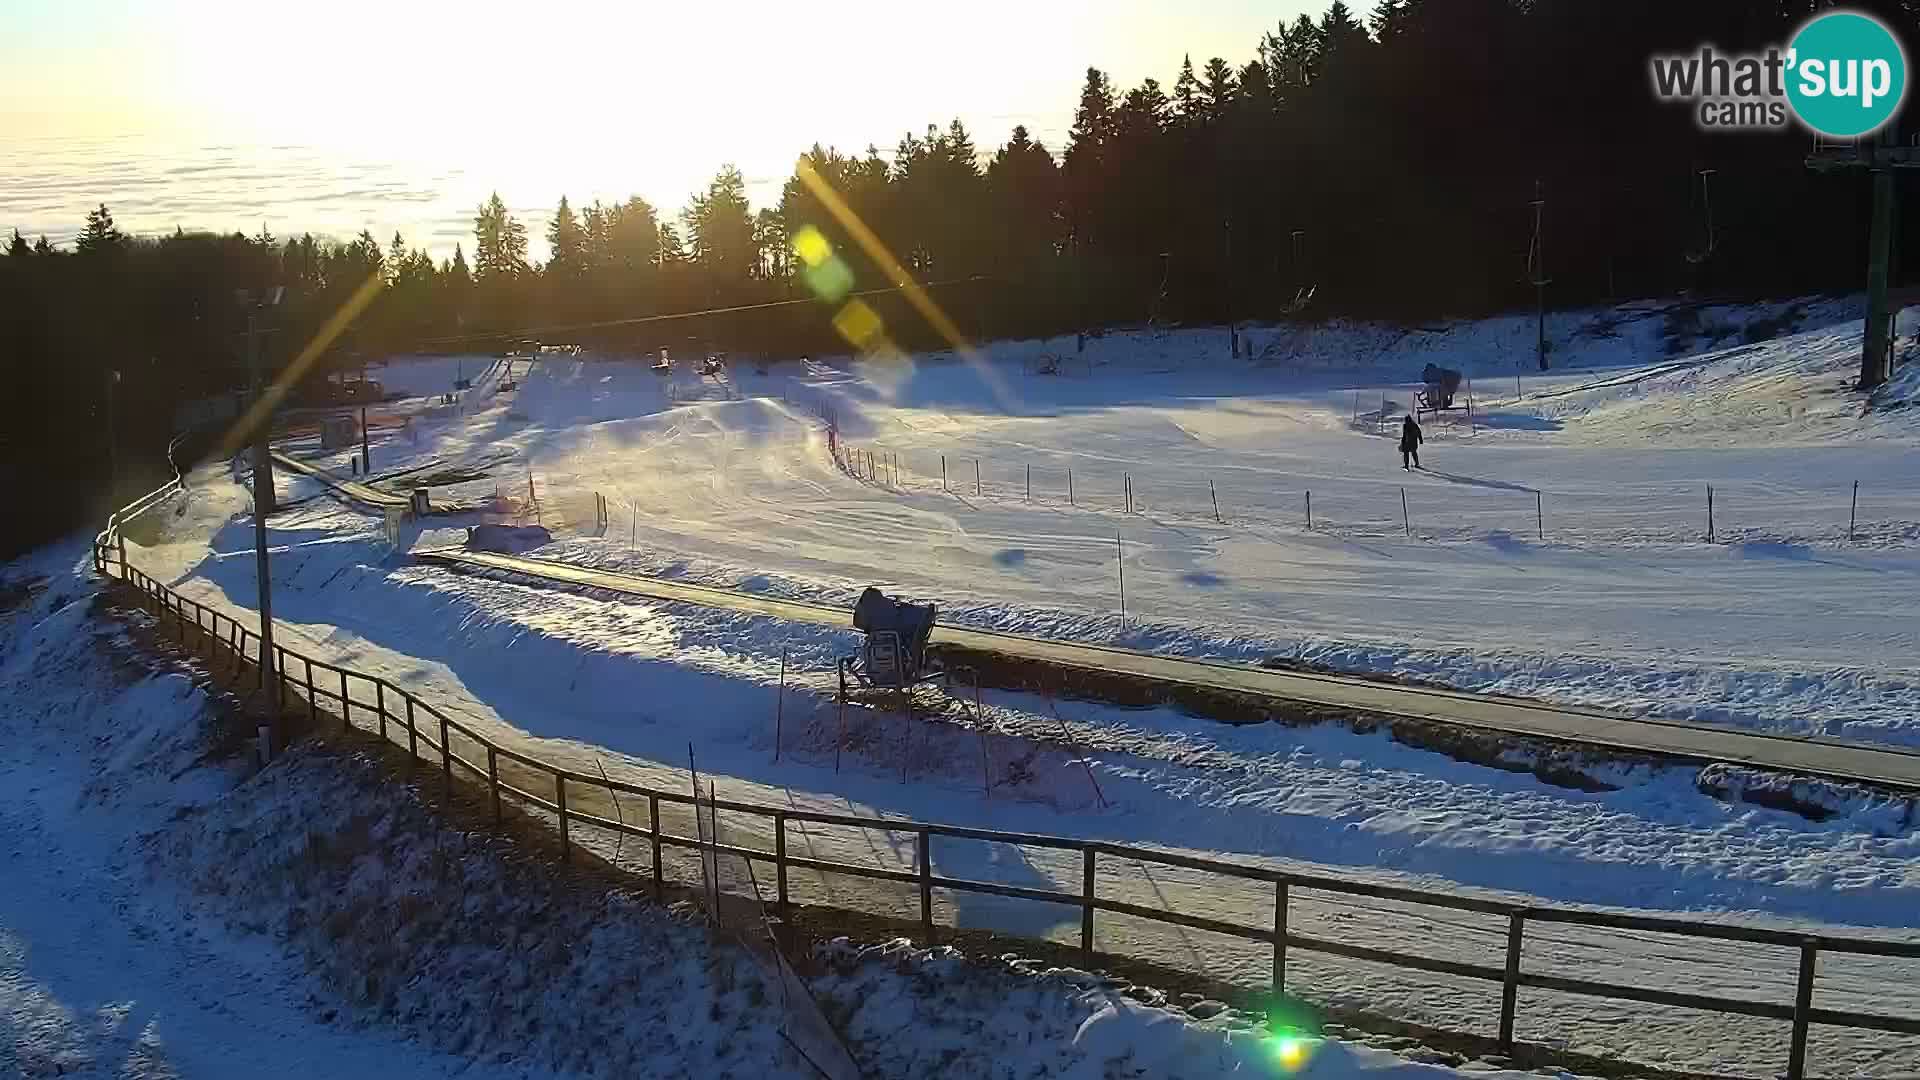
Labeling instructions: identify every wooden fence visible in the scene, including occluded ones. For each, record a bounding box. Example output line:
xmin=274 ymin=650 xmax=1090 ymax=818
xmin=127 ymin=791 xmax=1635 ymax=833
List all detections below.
xmin=90 ymin=503 xmax=1920 ymax=1080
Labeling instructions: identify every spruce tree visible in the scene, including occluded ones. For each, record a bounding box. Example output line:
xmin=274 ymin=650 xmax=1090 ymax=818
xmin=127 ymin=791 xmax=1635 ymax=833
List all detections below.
xmin=76 ymin=203 xmax=123 ymax=255
xmin=1174 ymin=55 xmax=1200 ymax=122
xmin=546 ymin=194 xmax=584 ymax=277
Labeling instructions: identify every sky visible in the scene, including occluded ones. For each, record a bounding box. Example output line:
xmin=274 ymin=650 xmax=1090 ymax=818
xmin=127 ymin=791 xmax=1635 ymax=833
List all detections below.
xmin=0 ymin=0 xmax=1314 ymax=257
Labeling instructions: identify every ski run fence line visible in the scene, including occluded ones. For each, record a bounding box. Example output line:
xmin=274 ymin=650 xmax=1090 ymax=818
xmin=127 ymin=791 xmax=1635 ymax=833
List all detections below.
xmin=90 ymin=480 xmax=1920 ymax=1080
xmin=825 ymin=438 xmax=1908 ymax=548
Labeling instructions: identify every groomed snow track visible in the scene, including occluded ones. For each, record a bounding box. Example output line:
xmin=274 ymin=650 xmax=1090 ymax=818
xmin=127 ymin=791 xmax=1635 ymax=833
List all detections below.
xmin=410 ymin=546 xmax=1920 ymax=794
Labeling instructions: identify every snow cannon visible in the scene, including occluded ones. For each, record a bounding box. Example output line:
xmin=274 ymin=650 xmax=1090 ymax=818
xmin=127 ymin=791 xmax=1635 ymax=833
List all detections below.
xmin=1418 ymin=363 xmax=1463 ymax=413
xmin=841 ymin=586 xmax=942 ymax=696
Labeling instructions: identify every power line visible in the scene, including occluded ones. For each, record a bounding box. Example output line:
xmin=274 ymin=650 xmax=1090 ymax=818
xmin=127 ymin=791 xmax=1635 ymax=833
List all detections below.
xmin=410 ymin=275 xmax=990 ymax=349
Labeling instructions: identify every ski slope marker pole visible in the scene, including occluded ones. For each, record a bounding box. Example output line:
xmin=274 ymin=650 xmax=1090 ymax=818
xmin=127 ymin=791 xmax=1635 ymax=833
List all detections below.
xmin=1850 ymin=480 xmax=1858 ymax=541
xmin=1210 ymin=479 xmax=1221 ymax=523
xmin=1536 ymin=490 xmax=1543 ymax=540
xmin=1306 ymin=490 xmax=1313 ymax=530
xmin=1402 ymin=487 xmax=1410 ymax=536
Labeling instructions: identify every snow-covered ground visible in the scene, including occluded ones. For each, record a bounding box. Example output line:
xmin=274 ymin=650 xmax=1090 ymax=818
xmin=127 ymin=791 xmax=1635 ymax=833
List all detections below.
xmin=102 ymin=297 xmax=1920 ymax=1076
xmin=6 ymin=539 xmax=1594 ymax=1080
xmin=329 ymin=296 xmax=1920 ymax=748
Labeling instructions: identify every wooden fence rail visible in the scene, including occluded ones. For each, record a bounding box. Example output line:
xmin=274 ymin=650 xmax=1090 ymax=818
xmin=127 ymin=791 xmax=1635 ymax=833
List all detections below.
xmin=89 ymin=505 xmax=1920 ymax=1080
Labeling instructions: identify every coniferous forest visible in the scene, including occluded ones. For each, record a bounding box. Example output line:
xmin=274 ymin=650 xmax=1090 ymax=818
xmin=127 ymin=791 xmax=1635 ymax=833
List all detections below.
xmin=7 ymin=0 xmax=1920 ymax=556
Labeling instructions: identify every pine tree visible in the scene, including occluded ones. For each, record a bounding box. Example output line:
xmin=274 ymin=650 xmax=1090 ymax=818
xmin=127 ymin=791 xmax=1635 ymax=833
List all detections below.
xmin=7 ymin=229 xmax=27 ymax=257
xmin=945 ymin=118 xmax=979 ymax=175
xmin=76 ymin=203 xmax=124 ymax=255
xmin=388 ymin=231 xmax=409 ymax=286
xmin=353 ymin=229 xmax=384 ymax=279
xmin=581 ymin=201 xmax=608 ymax=266
xmin=32 ymin=236 xmax=52 ymax=256
xmin=1319 ymin=1 xmax=1373 ymax=71
xmin=1173 ymin=55 xmax=1200 ymax=123
xmin=607 ymin=196 xmax=661 ymax=270
xmin=1370 ymin=0 xmax=1409 ymax=42
xmin=545 ymin=194 xmax=584 ymax=277
xmin=988 ymin=125 xmax=1062 ymax=261
xmin=472 ymin=193 xmax=529 ymax=280
xmin=1066 ymin=67 xmax=1117 ymax=166
xmin=1200 ymin=58 xmax=1238 ymax=119
xmin=1064 ymin=67 xmax=1118 ymax=250
xmin=656 ymin=222 xmax=686 ymax=266
xmin=682 ymin=165 xmax=755 ymax=277
xmin=447 ymin=244 xmax=472 ymax=287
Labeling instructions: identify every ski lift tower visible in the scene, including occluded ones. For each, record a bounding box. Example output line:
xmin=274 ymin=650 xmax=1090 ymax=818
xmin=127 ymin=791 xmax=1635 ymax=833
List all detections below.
xmin=1807 ymin=127 xmax=1920 ymax=391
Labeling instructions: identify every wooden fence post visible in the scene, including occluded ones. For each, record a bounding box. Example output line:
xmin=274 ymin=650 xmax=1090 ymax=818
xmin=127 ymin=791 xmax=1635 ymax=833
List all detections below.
xmin=649 ymin=793 xmax=664 ymax=900
xmin=774 ymin=812 xmax=789 ymax=916
xmin=304 ymin=657 xmax=316 ymax=714
xmin=1273 ymin=881 xmax=1289 ymax=993
xmin=340 ymin=670 xmax=351 ymax=730
xmin=1081 ymin=847 xmax=1097 ymax=966
xmin=556 ymin=772 xmax=570 ymax=861
xmin=487 ymin=746 xmax=501 ymax=827
xmin=916 ymin=827 xmax=934 ymax=940
xmin=376 ymin=682 xmax=387 ymax=742
xmin=405 ymin=697 xmax=418 ymax=768
xmin=1115 ymin=533 xmax=1125 ymax=619
xmin=1499 ymin=911 xmax=1525 ymax=1052
xmin=1787 ymin=940 xmax=1818 ymax=1080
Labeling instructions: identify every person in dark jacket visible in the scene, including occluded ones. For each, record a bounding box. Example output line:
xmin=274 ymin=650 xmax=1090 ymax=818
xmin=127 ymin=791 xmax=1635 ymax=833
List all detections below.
xmin=1400 ymin=413 xmax=1423 ymax=470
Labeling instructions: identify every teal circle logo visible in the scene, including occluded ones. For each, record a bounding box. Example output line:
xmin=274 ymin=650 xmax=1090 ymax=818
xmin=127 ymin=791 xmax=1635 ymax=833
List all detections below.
xmin=1787 ymin=11 xmax=1907 ymax=137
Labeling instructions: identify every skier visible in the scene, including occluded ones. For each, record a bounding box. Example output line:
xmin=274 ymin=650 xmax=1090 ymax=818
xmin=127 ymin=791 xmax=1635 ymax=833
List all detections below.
xmin=1400 ymin=412 xmax=1423 ymax=470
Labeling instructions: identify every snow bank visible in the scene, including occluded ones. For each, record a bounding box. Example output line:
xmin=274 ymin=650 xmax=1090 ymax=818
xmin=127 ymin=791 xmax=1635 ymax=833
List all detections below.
xmin=4 ymin=539 xmax=1549 ymax=1080
xmin=810 ymin=939 xmax=1556 ymax=1079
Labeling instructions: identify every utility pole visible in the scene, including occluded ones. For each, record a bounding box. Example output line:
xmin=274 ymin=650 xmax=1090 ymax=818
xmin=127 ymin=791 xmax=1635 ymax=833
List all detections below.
xmin=242 ymin=291 xmax=283 ymax=757
xmin=1530 ymin=179 xmax=1550 ymax=371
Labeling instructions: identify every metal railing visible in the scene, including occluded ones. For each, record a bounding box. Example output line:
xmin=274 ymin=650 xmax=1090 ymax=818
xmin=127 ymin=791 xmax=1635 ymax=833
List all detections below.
xmin=89 ymin=503 xmax=1920 ymax=1080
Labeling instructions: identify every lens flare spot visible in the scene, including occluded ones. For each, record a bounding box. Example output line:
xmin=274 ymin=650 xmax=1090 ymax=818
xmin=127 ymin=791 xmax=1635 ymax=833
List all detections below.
xmin=832 ymin=298 xmax=883 ymax=349
xmin=1270 ymin=1035 xmax=1315 ymax=1073
xmin=793 ymin=225 xmax=832 ymax=268
xmin=803 ymin=255 xmax=854 ymax=302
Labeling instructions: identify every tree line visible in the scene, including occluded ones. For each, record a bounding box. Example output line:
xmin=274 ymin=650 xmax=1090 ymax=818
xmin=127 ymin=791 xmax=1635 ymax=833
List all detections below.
xmin=6 ymin=0 xmax=1918 ymax=556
